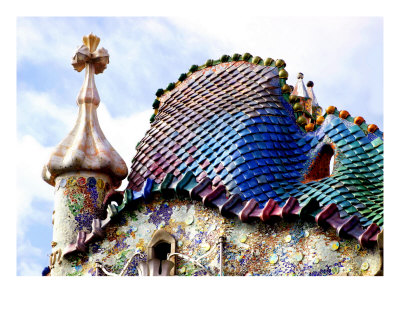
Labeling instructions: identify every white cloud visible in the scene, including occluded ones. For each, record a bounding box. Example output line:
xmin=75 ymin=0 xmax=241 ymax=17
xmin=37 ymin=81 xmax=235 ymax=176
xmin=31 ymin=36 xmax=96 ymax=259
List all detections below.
xmin=18 ymin=90 xmax=76 ymax=125
xmin=16 ymin=134 xmax=53 ymax=275
xmin=170 ymin=16 xmax=377 ymax=80
xmin=17 ymin=89 xmax=77 ymax=149
xmin=17 ymin=135 xmax=54 ymax=231
xmin=17 ymin=18 xmax=80 ymax=66
xmin=169 ymin=17 xmax=383 ymax=128
xmin=17 ymin=260 xmax=44 ymax=277
xmin=17 ymin=238 xmax=42 ymax=259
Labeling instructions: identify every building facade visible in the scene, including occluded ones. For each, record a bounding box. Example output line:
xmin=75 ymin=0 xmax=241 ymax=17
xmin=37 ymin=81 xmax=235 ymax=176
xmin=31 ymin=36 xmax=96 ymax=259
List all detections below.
xmin=42 ymin=34 xmax=383 ymax=276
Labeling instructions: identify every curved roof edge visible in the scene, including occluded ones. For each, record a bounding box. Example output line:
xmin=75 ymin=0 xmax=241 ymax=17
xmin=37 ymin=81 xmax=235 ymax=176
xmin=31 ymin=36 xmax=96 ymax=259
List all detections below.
xmin=62 ymin=170 xmax=381 ymax=258
xmin=148 ymin=53 xmax=290 ymax=121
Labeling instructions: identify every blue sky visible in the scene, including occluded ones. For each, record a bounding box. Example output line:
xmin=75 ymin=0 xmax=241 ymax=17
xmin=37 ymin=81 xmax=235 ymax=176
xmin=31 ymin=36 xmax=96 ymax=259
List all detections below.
xmin=16 ymin=16 xmax=383 ymax=276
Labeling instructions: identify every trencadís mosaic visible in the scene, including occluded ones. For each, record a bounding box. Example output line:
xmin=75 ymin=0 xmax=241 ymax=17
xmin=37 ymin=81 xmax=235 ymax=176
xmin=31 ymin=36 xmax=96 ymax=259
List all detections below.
xmin=62 ymin=195 xmax=380 ymax=276
xmin=59 ymin=176 xmax=109 ymax=233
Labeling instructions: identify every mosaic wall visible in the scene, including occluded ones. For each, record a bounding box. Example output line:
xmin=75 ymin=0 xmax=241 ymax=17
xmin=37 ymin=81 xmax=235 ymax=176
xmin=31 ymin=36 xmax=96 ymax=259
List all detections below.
xmin=62 ymin=195 xmax=381 ymax=276
xmin=58 ymin=175 xmax=110 ymax=233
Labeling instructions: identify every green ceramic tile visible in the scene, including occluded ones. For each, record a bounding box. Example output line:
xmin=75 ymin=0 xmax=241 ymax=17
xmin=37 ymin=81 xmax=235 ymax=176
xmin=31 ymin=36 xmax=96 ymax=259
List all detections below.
xmin=345 ymin=150 xmax=356 ymax=158
xmin=343 ymin=193 xmax=355 ymax=200
xmin=362 ymin=144 xmax=374 ymax=152
xmin=371 ymin=215 xmax=381 ymax=223
xmin=336 ymin=139 xmax=347 ymax=147
xmin=348 ymin=198 xmax=359 ymax=204
xmin=345 ymin=206 xmax=357 ymax=214
xmin=369 ymin=164 xmax=380 ymax=171
xmin=358 ymin=154 xmax=369 ymax=160
xmin=319 ymin=197 xmax=332 ymax=205
xmin=367 ymin=149 xmax=379 ymax=157
xmin=353 ymin=130 xmax=366 ymax=140
xmin=371 ymin=137 xmax=383 ymax=148
xmin=349 ymin=125 xmax=362 ymax=134
xmin=349 ymin=141 xmax=361 ymax=149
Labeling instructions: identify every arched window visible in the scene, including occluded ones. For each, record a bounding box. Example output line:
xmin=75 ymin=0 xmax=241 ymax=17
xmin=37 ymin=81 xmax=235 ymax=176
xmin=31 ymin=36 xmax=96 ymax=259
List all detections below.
xmin=304 ymin=144 xmax=335 ymax=182
xmin=147 ymin=230 xmax=176 ymax=275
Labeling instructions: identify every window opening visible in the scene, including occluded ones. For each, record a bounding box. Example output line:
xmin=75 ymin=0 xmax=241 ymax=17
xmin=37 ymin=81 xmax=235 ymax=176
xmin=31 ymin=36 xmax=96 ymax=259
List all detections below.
xmin=304 ymin=144 xmax=335 ymax=182
xmin=147 ymin=230 xmax=176 ymax=275
xmin=153 ymin=242 xmax=171 ymax=274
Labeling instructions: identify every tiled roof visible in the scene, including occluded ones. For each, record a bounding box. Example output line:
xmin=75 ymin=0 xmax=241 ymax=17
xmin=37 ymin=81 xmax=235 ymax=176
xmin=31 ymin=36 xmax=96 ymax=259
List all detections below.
xmin=302 ymin=114 xmax=383 ymax=227
xmin=127 ymin=57 xmax=383 ymax=231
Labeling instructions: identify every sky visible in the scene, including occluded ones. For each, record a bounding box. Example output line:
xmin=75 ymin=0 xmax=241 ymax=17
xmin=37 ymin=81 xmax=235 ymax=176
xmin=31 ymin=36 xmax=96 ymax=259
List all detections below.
xmin=15 ymin=16 xmax=384 ymax=277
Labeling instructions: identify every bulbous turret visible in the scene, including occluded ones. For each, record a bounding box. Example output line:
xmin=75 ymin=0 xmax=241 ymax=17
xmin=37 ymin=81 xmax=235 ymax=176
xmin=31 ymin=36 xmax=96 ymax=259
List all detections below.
xmin=42 ymin=34 xmax=128 ymax=275
xmin=42 ymin=33 xmax=128 ymax=188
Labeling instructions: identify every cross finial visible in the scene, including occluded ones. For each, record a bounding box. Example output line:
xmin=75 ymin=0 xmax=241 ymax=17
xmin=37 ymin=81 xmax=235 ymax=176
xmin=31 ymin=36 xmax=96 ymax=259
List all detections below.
xmin=71 ymin=33 xmax=109 ymax=106
xmin=72 ymin=33 xmax=109 ymax=74
xmin=83 ymin=32 xmax=100 ymax=53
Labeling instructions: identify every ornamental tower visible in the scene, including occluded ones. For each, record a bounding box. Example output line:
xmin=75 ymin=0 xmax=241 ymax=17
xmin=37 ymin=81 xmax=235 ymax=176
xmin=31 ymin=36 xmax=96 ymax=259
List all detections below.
xmin=42 ymin=33 xmax=128 ymax=275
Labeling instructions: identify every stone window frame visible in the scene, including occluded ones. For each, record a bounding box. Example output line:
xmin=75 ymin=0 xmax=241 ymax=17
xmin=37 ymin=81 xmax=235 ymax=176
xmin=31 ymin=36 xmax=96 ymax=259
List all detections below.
xmin=148 ymin=230 xmax=176 ymax=276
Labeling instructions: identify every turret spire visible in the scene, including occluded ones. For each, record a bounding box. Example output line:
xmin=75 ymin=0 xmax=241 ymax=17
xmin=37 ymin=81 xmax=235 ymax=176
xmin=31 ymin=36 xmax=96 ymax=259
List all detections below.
xmin=42 ymin=33 xmax=128 ymax=188
xmin=291 ymin=72 xmax=310 ymax=99
xmin=42 ymin=34 xmax=128 ymax=275
xmin=306 ymin=80 xmax=319 ymax=107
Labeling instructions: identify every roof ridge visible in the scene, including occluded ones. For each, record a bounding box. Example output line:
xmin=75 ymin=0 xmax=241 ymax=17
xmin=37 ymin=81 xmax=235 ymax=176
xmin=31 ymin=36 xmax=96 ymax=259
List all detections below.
xmin=147 ymin=55 xmax=383 ymax=137
xmin=149 ymin=54 xmax=291 ymax=123
xmin=318 ymin=105 xmax=383 ymax=138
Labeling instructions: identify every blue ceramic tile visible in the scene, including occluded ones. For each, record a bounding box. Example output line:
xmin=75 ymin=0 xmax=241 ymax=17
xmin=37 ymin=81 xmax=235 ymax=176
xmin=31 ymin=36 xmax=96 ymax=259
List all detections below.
xmin=238 ymin=145 xmax=250 ymax=153
xmin=344 ymin=135 xmax=356 ymax=143
xmin=222 ymin=156 xmax=232 ymax=166
xmin=253 ymin=133 xmax=264 ymax=142
xmin=235 ymin=156 xmax=245 ymax=166
xmin=348 ymin=125 xmax=362 ymax=134
xmin=243 ymin=153 xmax=255 ymax=161
xmin=238 ymin=182 xmax=250 ymax=192
xmin=248 ymin=178 xmax=258 ymax=188
xmin=266 ymin=191 xmax=277 ymax=198
xmin=248 ymin=143 xmax=258 ymax=152
xmin=219 ymin=169 xmax=228 ymax=179
xmin=237 ymin=163 xmax=249 ymax=173
xmin=330 ymin=134 xmax=343 ymax=143
xmin=301 ymin=144 xmax=311 ymax=152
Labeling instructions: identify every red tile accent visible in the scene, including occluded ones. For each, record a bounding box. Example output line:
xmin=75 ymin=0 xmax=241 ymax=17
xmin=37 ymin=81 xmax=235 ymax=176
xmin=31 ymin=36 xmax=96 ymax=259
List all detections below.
xmin=186 ymin=156 xmax=195 ymax=165
xmin=212 ymin=175 xmax=222 ymax=186
xmin=197 ymin=171 xmax=207 ymax=182
xmin=200 ymin=159 xmax=211 ymax=170
xmin=214 ymin=163 xmax=224 ymax=174
xmin=188 ymin=146 xmax=197 ymax=154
